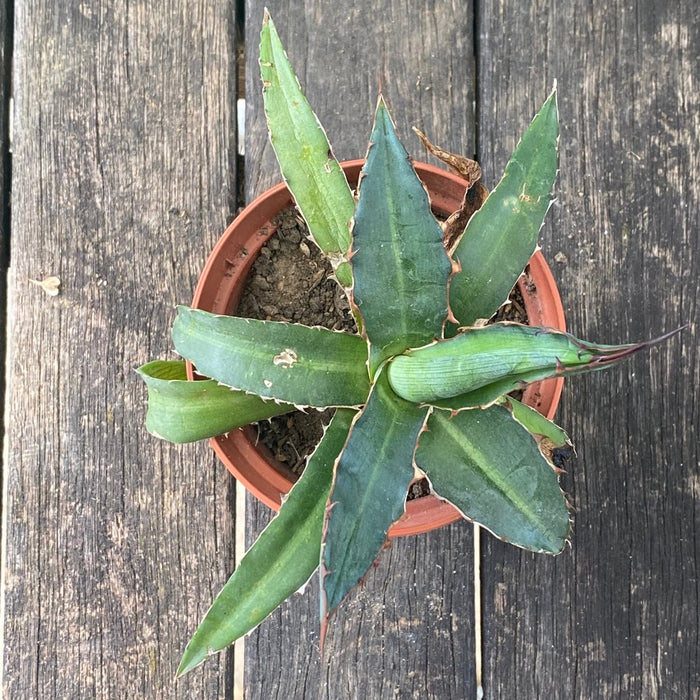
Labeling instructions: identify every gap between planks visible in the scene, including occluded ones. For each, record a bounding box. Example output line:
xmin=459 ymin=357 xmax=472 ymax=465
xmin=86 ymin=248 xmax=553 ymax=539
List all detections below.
xmin=233 ymin=481 xmax=246 ymax=700
xmin=474 ymin=524 xmax=483 ymax=699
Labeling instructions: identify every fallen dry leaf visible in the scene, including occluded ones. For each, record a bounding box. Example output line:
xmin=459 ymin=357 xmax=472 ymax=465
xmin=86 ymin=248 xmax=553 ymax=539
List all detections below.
xmin=29 ymin=276 xmax=61 ymax=296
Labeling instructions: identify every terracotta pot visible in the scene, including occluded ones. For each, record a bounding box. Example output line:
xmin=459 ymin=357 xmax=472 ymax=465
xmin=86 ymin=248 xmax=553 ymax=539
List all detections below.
xmin=190 ymin=160 xmax=566 ymax=537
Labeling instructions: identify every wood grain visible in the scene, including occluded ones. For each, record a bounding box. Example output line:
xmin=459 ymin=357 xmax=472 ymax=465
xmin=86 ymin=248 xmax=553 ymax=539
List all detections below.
xmin=243 ymin=2 xmax=478 ymax=697
xmin=2 ymin=1 xmax=238 ymax=696
xmin=478 ymin=2 xmax=699 ymax=698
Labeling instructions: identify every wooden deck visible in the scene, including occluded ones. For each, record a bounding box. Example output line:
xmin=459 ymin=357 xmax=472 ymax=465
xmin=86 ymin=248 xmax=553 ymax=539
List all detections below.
xmin=1 ymin=1 xmax=698 ymax=697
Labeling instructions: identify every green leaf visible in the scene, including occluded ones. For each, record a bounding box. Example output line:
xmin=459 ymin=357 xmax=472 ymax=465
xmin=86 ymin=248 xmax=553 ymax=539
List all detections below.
xmin=387 ymin=322 xmax=672 ymax=405
xmin=260 ymin=11 xmax=355 ymax=287
xmin=136 ymin=360 xmax=293 ymax=443
xmin=416 ymin=405 xmax=570 ymax=553
xmin=321 ymin=372 xmax=428 ymax=617
xmin=351 ymin=97 xmax=452 ymax=376
xmin=500 ymin=396 xmax=570 ymax=448
xmin=177 ymin=409 xmax=356 ymax=676
xmin=172 ymin=307 xmax=370 ymax=408
xmin=448 ymin=90 xmax=559 ymax=329
xmin=424 ymin=368 xmax=560 ymax=411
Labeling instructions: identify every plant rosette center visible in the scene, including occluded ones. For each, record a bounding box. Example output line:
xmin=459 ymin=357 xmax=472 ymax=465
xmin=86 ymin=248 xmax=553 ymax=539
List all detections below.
xmin=236 ymin=204 xmax=562 ymax=497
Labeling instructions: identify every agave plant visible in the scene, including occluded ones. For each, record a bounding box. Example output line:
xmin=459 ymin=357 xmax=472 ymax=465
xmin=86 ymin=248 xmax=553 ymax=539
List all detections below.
xmin=138 ymin=12 xmax=678 ymax=675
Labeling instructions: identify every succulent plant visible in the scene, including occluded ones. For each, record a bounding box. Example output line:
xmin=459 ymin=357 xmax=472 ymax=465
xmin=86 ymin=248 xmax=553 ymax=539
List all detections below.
xmin=137 ymin=12 xmax=680 ymax=676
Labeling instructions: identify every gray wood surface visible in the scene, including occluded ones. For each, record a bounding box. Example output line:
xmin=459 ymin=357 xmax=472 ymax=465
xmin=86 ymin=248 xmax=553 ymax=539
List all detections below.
xmin=2 ymin=0 xmax=698 ymax=698
xmin=2 ymin=2 xmax=238 ymax=697
xmin=477 ymin=3 xmax=699 ymax=698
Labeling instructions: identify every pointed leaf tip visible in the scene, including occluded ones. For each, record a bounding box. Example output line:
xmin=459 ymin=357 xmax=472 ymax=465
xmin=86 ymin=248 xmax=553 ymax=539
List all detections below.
xmin=372 ymin=94 xmax=394 ymax=133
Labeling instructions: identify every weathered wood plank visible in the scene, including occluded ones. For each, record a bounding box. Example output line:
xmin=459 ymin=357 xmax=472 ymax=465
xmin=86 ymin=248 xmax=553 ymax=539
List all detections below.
xmin=2 ymin=2 xmax=238 ymax=696
xmin=478 ymin=2 xmax=699 ymax=697
xmin=243 ymin=2 xmax=478 ymax=697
